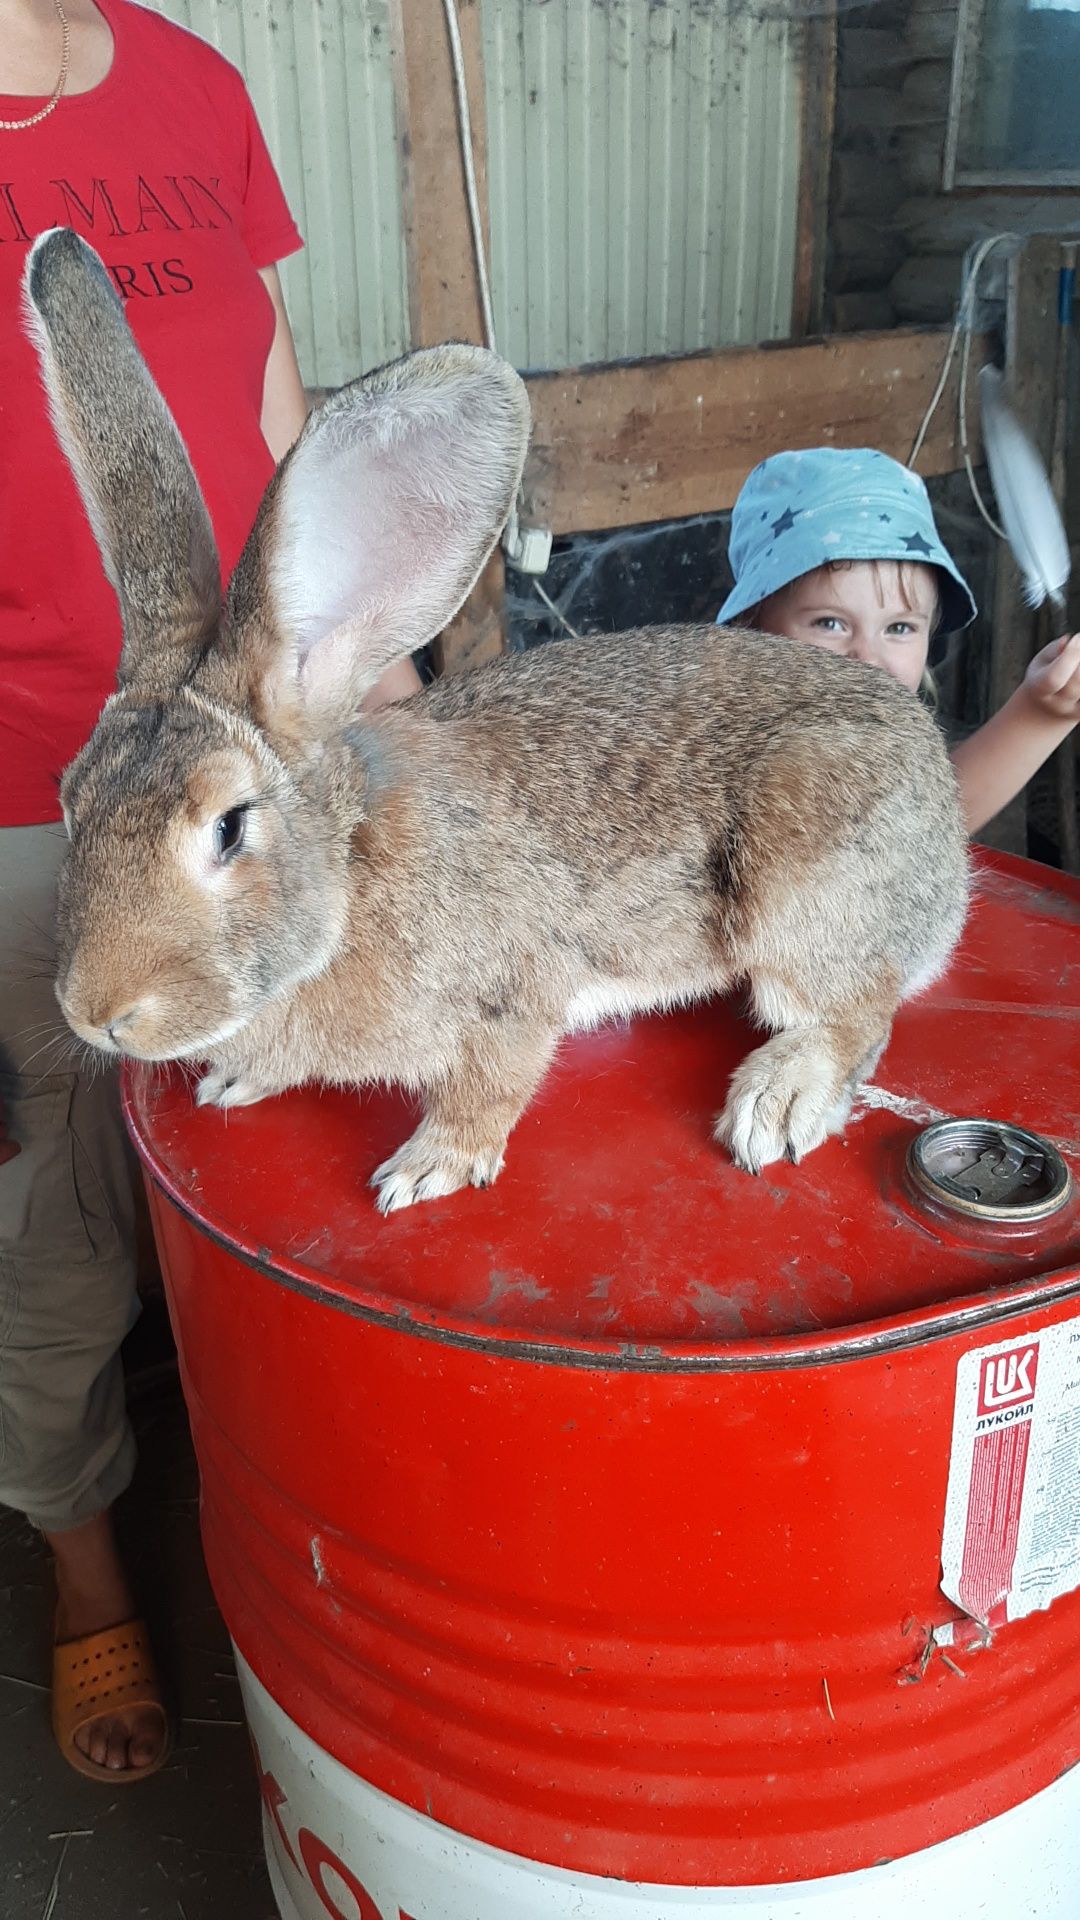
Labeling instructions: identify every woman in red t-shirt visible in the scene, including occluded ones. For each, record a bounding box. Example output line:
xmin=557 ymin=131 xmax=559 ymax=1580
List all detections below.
xmin=0 ymin=0 xmax=418 ymax=1784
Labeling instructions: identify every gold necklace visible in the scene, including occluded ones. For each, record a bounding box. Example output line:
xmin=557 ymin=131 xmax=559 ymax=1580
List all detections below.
xmin=1 ymin=1 xmax=71 ymax=131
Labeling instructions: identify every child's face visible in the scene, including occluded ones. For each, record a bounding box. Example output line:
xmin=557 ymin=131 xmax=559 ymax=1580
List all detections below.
xmin=756 ymin=561 xmax=938 ymax=692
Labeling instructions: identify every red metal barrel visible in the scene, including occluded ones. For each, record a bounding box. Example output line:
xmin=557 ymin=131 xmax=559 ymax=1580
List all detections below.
xmin=126 ymin=849 xmax=1080 ymax=1919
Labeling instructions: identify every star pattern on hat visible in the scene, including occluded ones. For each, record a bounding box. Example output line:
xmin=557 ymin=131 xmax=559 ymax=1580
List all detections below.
xmin=902 ymin=531 xmax=932 ymax=555
xmin=772 ymin=506 xmax=798 ymax=536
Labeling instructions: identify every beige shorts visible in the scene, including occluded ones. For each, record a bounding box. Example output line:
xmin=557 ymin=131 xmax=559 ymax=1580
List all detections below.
xmin=0 ymin=823 xmax=137 ymax=1532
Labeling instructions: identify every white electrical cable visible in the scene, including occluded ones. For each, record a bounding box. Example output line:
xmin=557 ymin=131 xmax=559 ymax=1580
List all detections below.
xmin=957 ymin=297 xmax=1006 ymax=539
xmin=909 ymin=228 xmax=1080 ymax=555
xmin=907 ymin=232 xmax=1016 ymax=472
xmin=531 ymin=575 xmax=582 ymax=641
xmin=907 ymin=311 xmax=964 ymax=470
xmin=440 ymin=0 xmax=583 ymax=640
xmin=440 ymin=0 xmax=497 ymax=352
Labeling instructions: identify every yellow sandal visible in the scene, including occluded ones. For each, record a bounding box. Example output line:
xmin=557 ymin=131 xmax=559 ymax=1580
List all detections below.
xmin=52 ymin=1618 xmax=170 ymax=1782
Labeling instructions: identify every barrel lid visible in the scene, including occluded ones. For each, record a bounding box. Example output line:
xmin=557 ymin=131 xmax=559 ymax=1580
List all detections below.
xmin=125 ymin=851 xmax=1080 ymax=1362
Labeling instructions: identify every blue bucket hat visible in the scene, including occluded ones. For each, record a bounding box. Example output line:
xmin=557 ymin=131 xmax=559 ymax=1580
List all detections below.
xmin=717 ymin=447 xmax=977 ymax=634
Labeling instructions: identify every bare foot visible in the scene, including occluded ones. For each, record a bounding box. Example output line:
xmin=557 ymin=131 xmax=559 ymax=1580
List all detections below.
xmin=48 ymin=1510 xmax=167 ymax=1772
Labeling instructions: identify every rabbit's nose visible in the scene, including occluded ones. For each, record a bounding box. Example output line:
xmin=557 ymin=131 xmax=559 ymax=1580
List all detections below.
xmin=105 ymin=1004 xmax=140 ymax=1045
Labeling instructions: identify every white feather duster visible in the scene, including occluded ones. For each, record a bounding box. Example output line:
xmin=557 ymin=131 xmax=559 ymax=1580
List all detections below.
xmin=979 ymin=364 xmax=1070 ymax=613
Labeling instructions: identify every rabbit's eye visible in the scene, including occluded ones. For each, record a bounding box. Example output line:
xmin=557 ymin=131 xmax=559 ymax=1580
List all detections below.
xmin=214 ymin=807 xmax=248 ymax=861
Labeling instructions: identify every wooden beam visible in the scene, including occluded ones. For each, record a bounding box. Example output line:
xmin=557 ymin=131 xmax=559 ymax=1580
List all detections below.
xmin=391 ymin=0 xmax=489 ymax=348
xmin=390 ymin=0 xmax=506 ymax=676
xmin=521 ymin=327 xmax=986 ymax=537
xmin=792 ymin=3 xmax=838 ymax=338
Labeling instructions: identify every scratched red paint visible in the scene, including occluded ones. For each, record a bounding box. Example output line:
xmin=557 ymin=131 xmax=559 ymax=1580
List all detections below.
xmin=132 ymin=851 xmax=1080 ymax=1346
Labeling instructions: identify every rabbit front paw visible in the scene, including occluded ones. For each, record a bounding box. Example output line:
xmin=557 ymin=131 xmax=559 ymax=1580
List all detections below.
xmin=715 ymin=1030 xmax=854 ymax=1175
xmin=196 ymin=1067 xmax=273 ymax=1110
xmin=372 ymin=1123 xmax=506 ymax=1214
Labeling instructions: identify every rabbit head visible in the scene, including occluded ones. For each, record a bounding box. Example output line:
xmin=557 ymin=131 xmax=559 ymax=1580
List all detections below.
xmin=25 ymin=228 xmax=529 ymax=1063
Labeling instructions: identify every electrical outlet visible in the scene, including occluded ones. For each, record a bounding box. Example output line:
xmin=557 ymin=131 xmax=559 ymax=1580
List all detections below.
xmin=504 ymin=522 xmax=553 ymax=575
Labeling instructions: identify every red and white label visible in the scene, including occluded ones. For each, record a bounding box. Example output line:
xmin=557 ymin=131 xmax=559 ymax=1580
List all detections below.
xmin=942 ymin=1318 xmax=1080 ymax=1627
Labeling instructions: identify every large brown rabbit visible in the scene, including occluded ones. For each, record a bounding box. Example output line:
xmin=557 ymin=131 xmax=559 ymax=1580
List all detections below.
xmin=26 ymin=229 xmax=968 ymax=1212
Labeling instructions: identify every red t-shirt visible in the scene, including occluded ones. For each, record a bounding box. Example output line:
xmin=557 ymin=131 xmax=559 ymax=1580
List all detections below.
xmin=0 ymin=0 xmax=303 ymax=825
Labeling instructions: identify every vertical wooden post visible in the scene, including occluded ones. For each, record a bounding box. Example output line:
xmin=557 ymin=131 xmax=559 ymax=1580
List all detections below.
xmin=389 ymin=0 xmax=508 ymax=677
xmin=793 ymin=1 xmax=838 ymax=340
xmin=980 ymin=238 xmax=1061 ymax=857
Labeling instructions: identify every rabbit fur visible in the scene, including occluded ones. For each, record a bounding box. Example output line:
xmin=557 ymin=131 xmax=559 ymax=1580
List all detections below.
xmin=26 ymin=229 xmax=968 ymax=1212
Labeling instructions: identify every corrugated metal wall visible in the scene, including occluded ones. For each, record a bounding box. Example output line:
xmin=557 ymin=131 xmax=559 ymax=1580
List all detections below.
xmin=145 ymin=0 xmax=409 ymax=388
xmin=147 ymin=0 xmax=803 ymax=382
xmin=481 ymin=0 xmax=801 ymax=368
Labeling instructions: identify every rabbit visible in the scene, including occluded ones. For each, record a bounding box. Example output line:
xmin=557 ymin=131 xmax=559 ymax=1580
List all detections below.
xmin=26 ymin=228 xmax=969 ymax=1213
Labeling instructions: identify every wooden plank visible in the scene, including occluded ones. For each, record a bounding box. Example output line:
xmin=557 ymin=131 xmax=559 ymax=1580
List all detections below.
xmin=389 ymin=0 xmax=506 ymax=676
xmin=980 ymin=239 xmax=1062 ymax=856
xmin=390 ymin=0 xmax=490 ymax=347
xmin=431 ymin=559 xmax=509 ymax=680
xmin=792 ymin=4 xmax=838 ymax=338
xmin=521 ymin=328 xmax=987 ymax=536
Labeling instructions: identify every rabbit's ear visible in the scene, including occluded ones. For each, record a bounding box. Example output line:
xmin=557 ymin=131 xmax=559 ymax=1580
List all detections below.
xmin=23 ymin=228 xmax=221 ymax=688
xmin=229 ymin=343 xmax=529 ymax=727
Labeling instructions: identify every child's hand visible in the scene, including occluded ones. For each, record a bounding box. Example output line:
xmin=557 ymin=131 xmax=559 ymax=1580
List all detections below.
xmin=1024 ymin=632 xmax=1080 ymax=721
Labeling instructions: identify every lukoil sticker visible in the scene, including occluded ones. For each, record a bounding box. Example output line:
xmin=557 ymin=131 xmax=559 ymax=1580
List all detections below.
xmin=941 ymin=1318 xmax=1080 ymax=1629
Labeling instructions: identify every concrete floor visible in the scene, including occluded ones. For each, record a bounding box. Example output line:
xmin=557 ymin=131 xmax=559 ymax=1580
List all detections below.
xmin=0 ymin=1315 xmax=275 ymax=1920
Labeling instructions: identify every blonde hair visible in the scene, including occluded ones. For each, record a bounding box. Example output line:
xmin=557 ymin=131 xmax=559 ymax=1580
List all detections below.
xmin=772 ymin=557 xmax=940 ymax=619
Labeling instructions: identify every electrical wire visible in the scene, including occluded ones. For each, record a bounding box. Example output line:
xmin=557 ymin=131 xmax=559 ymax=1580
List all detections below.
xmin=439 ymin=0 xmax=496 ymax=352
xmin=530 ymin=575 xmax=582 ymax=641
xmin=957 ymin=295 xmax=1005 ymax=539
xmin=907 ymin=232 xmax=1016 ymax=475
xmin=909 ymin=229 xmax=1080 ymax=550
xmin=440 ymin=0 xmax=584 ymax=640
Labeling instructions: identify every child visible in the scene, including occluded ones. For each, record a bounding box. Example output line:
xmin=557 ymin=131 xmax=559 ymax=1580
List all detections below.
xmin=717 ymin=448 xmax=1080 ymax=835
